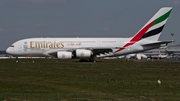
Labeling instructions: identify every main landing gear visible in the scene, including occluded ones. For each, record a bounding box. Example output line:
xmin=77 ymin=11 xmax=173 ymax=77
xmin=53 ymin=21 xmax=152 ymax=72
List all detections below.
xmin=16 ymin=57 xmax=19 ymax=63
xmin=79 ymin=58 xmax=96 ymax=62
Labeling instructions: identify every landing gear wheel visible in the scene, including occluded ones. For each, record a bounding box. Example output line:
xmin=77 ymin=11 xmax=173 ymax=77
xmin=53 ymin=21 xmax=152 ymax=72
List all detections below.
xmin=79 ymin=58 xmax=96 ymax=62
xmin=89 ymin=58 xmax=96 ymax=62
xmin=16 ymin=57 xmax=19 ymax=63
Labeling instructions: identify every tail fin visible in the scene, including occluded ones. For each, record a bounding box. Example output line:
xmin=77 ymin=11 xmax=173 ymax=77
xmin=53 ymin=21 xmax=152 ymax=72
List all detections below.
xmin=131 ymin=7 xmax=172 ymax=41
xmin=115 ymin=7 xmax=172 ymax=53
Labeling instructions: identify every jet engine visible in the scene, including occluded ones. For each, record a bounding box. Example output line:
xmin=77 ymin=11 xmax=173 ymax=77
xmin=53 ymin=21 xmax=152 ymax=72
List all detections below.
xmin=136 ymin=54 xmax=147 ymax=60
xmin=75 ymin=49 xmax=92 ymax=58
xmin=57 ymin=51 xmax=72 ymax=59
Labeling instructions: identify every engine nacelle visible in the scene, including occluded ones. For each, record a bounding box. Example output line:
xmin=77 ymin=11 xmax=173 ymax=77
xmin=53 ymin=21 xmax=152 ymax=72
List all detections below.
xmin=136 ymin=54 xmax=147 ymax=60
xmin=76 ymin=49 xmax=92 ymax=58
xmin=136 ymin=54 xmax=142 ymax=60
xmin=57 ymin=51 xmax=72 ymax=59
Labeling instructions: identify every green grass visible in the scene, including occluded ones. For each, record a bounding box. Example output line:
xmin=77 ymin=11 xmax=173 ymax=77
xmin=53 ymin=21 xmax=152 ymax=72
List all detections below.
xmin=0 ymin=59 xmax=180 ymax=101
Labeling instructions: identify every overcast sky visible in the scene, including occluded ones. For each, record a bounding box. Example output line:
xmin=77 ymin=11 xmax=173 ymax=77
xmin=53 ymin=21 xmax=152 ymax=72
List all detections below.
xmin=0 ymin=0 xmax=180 ymax=50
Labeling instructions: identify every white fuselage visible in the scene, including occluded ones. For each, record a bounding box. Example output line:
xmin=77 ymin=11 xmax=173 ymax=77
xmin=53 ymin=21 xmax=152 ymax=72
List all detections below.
xmin=6 ymin=37 xmax=153 ymax=58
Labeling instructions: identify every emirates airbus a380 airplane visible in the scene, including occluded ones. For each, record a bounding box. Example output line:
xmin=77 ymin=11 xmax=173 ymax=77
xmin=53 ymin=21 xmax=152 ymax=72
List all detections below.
xmin=6 ymin=7 xmax=173 ymax=62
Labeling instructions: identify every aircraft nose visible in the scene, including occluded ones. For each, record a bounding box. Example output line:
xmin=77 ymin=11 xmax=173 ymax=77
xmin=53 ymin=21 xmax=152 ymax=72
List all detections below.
xmin=6 ymin=47 xmax=13 ymax=54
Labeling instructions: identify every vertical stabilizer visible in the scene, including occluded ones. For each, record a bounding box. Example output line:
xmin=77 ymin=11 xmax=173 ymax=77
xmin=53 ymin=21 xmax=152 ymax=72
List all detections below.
xmin=115 ymin=7 xmax=172 ymax=53
xmin=132 ymin=7 xmax=172 ymax=41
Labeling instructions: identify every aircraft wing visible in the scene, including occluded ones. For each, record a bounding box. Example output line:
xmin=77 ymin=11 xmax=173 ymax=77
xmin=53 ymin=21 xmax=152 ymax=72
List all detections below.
xmin=43 ymin=47 xmax=122 ymax=58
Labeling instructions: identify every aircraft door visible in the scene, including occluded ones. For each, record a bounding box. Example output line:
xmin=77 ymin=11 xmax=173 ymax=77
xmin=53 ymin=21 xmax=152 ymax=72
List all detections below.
xmin=117 ymin=40 xmax=124 ymax=46
xmin=127 ymin=46 xmax=132 ymax=51
xmin=97 ymin=40 xmax=101 ymax=45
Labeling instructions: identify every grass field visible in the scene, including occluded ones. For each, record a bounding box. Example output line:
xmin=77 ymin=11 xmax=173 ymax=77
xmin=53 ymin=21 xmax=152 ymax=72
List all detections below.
xmin=0 ymin=58 xmax=180 ymax=101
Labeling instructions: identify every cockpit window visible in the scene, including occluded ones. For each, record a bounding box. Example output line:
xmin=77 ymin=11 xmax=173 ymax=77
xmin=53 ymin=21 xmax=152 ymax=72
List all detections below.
xmin=11 ymin=45 xmax=14 ymax=47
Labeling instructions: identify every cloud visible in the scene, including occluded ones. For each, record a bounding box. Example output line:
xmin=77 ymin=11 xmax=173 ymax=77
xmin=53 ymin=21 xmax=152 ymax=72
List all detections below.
xmin=26 ymin=0 xmax=66 ymax=4
xmin=173 ymin=0 xmax=180 ymax=6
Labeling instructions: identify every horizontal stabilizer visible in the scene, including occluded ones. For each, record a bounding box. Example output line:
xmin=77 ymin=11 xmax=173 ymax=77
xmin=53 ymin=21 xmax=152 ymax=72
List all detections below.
xmin=141 ymin=41 xmax=173 ymax=46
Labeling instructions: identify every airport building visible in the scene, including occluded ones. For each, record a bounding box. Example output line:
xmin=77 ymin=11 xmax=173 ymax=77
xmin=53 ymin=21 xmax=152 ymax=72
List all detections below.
xmin=142 ymin=45 xmax=180 ymax=59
